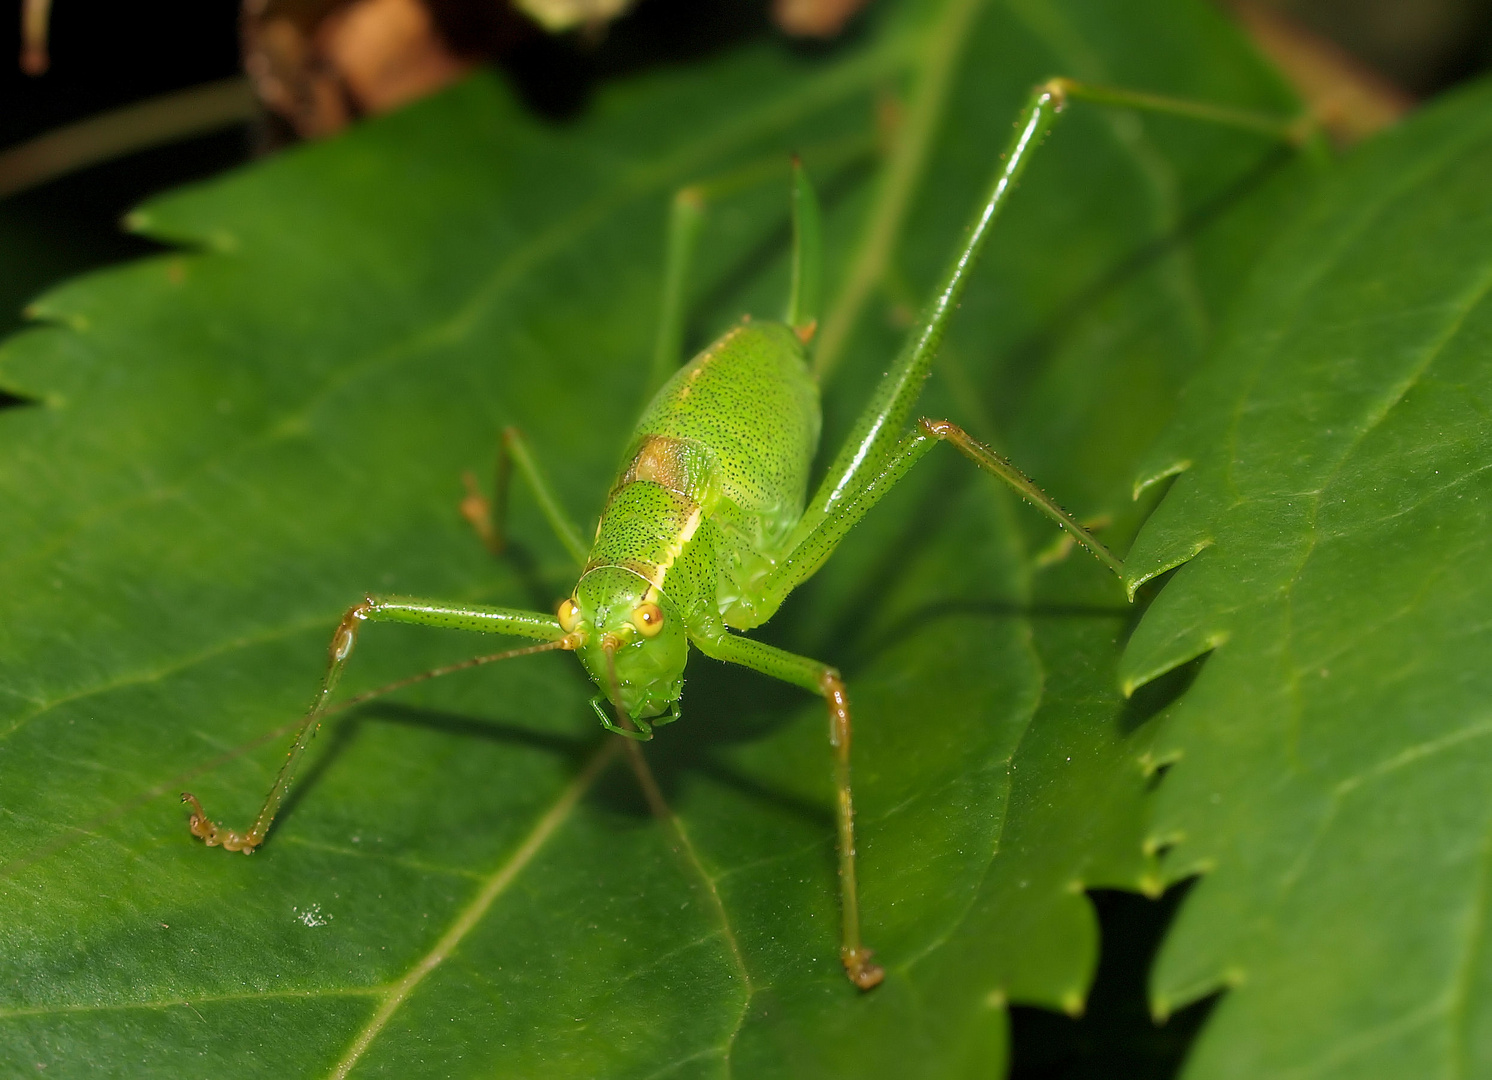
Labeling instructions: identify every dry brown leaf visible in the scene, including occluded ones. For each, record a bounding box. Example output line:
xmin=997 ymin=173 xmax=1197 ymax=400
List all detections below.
xmin=1231 ymin=0 xmax=1413 ymax=143
xmin=243 ymin=0 xmax=476 ymax=137
xmin=320 ymin=0 xmax=473 ymax=114
xmin=773 ymin=0 xmax=872 ymax=38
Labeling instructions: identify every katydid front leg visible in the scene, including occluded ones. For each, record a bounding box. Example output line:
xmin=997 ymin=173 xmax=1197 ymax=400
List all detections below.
xmin=692 ymin=628 xmax=883 ymax=990
xmin=182 ymin=598 xmax=576 ymax=852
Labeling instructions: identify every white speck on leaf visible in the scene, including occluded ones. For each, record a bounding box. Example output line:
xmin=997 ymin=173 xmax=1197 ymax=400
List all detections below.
xmin=293 ymin=903 xmax=331 ymax=928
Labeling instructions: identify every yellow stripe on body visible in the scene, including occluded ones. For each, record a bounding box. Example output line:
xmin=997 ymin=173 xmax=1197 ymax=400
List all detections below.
xmin=644 ymin=505 xmax=703 ymax=594
xmin=579 ymin=495 xmax=703 ymax=602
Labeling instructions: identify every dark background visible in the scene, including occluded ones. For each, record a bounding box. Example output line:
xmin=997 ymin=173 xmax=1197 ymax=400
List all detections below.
xmin=3 ymin=0 xmax=1490 ymax=337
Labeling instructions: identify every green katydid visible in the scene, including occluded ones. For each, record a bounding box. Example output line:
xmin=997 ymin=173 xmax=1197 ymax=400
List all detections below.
xmin=182 ymin=78 xmax=1304 ymax=991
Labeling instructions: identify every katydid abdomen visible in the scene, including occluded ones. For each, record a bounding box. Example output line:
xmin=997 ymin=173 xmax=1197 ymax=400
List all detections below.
xmin=596 ymin=319 xmax=820 ymax=633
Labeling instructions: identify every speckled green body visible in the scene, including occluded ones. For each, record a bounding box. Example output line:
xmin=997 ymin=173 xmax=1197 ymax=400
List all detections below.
xmin=571 ymin=320 xmax=819 ymax=714
xmin=592 ymin=320 xmax=818 ymax=628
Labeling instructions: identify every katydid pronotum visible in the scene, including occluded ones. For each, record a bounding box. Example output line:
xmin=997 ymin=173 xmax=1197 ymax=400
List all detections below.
xmin=183 ymin=78 xmax=1303 ymax=991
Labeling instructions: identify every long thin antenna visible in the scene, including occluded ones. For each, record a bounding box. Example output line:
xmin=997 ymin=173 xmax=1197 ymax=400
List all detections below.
xmin=331 ymin=639 xmax=573 ymax=714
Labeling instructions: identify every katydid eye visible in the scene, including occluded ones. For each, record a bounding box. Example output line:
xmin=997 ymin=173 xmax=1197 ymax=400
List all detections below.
xmin=632 ymin=602 xmax=665 ymax=637
xmin=557 ymin=597 xmax=582 ymax=633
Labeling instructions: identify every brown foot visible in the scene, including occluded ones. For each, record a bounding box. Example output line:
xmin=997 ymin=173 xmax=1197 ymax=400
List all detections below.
xmin=843 ymin=946 xmax=885 ymax=990
xmin=459 ymin=471 xmax=500 ymax=553
xmin=181 ymin=792 xmax=259 ymax=854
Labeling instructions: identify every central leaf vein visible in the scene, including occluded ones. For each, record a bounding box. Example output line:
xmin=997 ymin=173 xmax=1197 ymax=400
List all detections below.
xmin=326 ymin=738 xmax=621 ymax=1079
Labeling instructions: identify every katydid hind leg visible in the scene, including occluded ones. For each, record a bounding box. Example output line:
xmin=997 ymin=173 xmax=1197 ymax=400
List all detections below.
xmin=918 ymin=418 xmax=1122 ymax=576
xmin=651 ymin=154 xmax=830 ymax=394
xmin=691 ymin=629 xmax=884 ymax=990
xmin=755 ymin=416 xmax=1120 ymax=618
xmin=757 ymin=429 xmax=936 ymax=614
xmin=797 ymin=77 xmax=1303 ymax=545
xmin=184 ymin=597 xmax=573 ymax=854
xmin=796 ymin=83 xmax=1066 ymax=540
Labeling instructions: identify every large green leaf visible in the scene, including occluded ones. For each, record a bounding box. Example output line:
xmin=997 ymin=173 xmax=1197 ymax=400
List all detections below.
xmin=0 ymin=0 xmax=1296 ymax=1074
xmin=1121 ymin=78 xmax=1492 ymax=1078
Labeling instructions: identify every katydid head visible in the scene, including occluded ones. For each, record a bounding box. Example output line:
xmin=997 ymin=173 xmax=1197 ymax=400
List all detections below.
xmin=565 ymin=567 xmax=686 ymax=723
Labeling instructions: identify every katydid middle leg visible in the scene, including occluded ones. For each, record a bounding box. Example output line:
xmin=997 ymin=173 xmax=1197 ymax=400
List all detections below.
xmin=458 ymin=176 xmax=713 ymax=559
xmin=462 ymin=426 xmax=589 ymax=565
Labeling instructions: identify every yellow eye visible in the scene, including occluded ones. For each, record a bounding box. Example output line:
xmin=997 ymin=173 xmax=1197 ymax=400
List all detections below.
xmin=557 ymin=597 xmax=582 ymax=633
xmin=632 ymin=602 xmax=665 ymax=637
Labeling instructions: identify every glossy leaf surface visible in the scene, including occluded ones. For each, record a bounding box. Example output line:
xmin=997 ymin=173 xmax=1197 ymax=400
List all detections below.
xmin=0 ymin=0 xmax=1294 ymax=1074
xmin=1122 ymin=78 xmax=1492 ymax=1079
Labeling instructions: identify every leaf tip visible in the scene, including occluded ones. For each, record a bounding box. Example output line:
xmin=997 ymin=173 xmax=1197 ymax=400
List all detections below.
xmin=1138 ymin=747 xmax=1182 ymax=778
xmin=1119 ymin=609 xmax=1224 ymax=699
xmin=1143 ymin=830 xmax=1184 ymax=857
xmin=22 ymin=299 xmax=87 ymax=334
xmin=1133 ymin=458 xmax=1190 ymax=502
xmin=1061 ymin=990 xmax=1085 ymax=1018
xmin=1123 ymin=537 xmax=1212 ymax=602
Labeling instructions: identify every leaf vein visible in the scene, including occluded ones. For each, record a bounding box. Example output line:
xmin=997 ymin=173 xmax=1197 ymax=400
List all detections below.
xmin=0 ymin=985 xmax=380 ymax=1020
xmin=325 ymin=739 xmax=620 ymax=1079
xmin=1447 ymin=797 xmax=1492 ymax=1079
xmin=1221 ymin=115 xmax=1492 ymax=514
xmin=0 ymin=611 xmax=331 ymax=743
